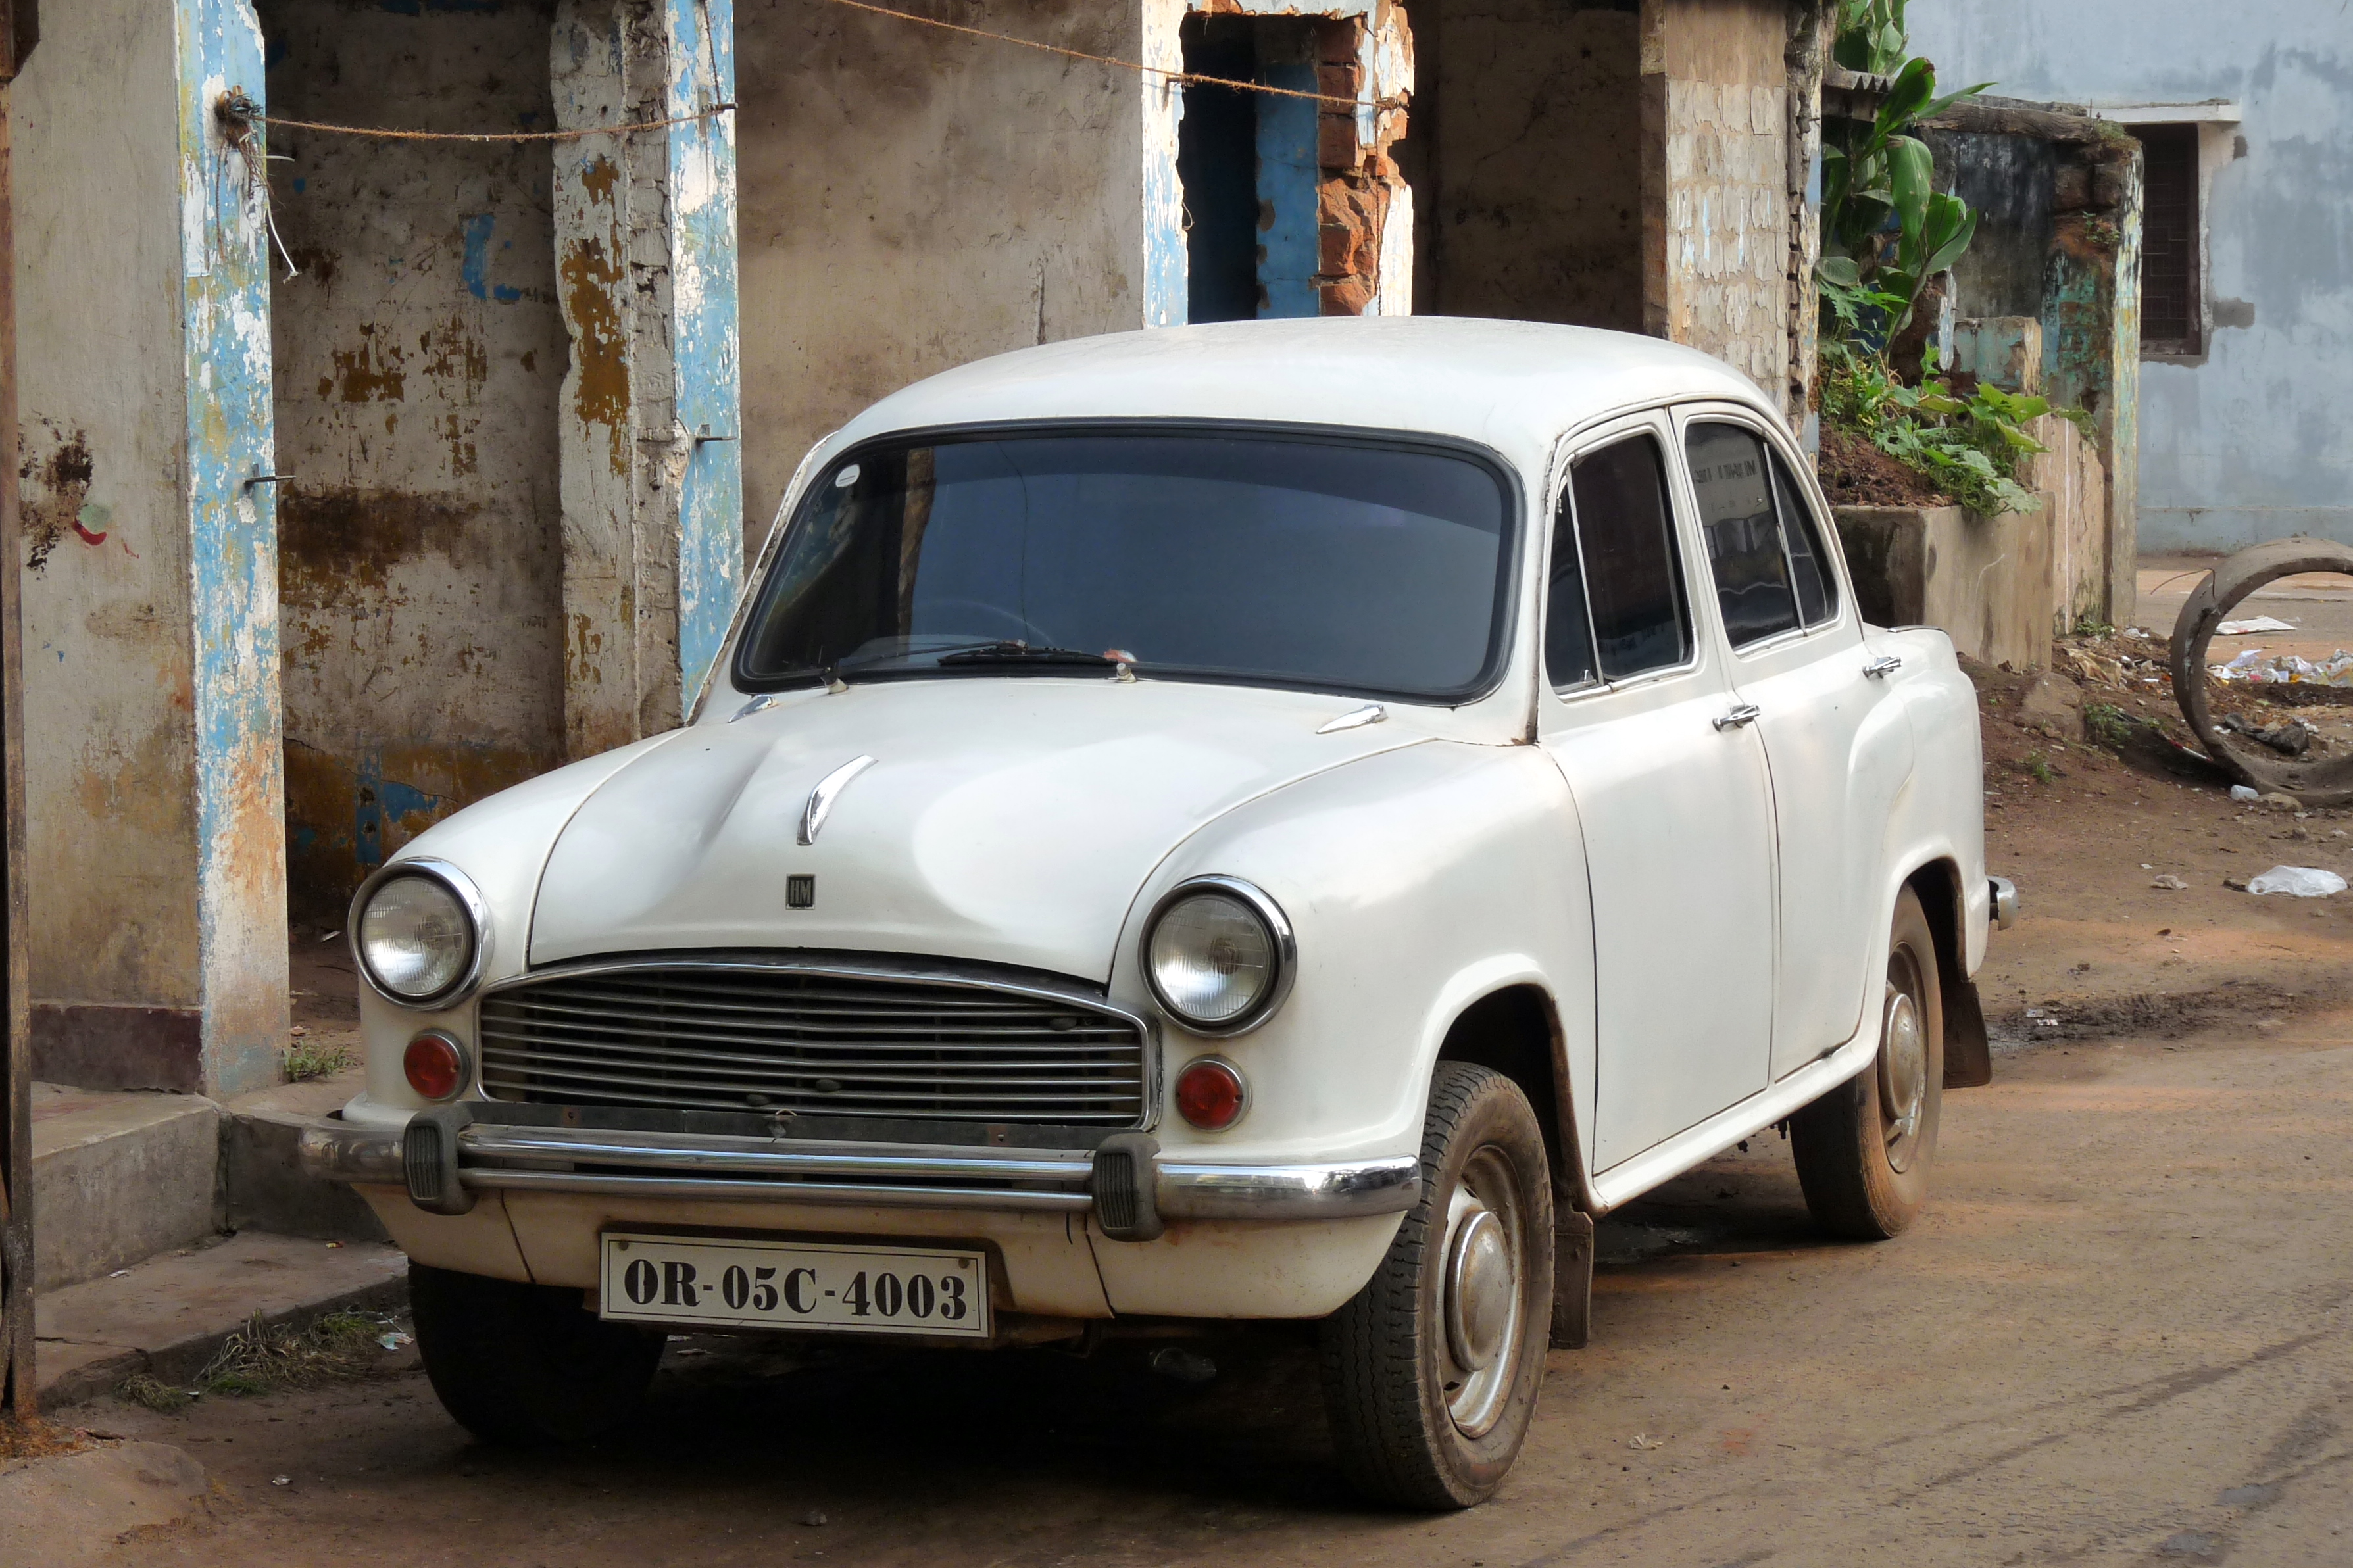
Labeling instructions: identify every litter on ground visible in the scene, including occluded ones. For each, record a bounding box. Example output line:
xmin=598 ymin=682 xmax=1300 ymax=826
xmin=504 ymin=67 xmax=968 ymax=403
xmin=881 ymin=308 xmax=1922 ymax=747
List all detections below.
xmin=2243 ymin=866 xmax=2348 ymax=898
xmin=2209 ymin=647 xmax=2353 ymax=687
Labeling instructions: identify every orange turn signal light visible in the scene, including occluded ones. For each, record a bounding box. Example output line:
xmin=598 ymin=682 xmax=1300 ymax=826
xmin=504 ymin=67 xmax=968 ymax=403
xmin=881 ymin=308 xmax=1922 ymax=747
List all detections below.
xmin=1174 ymin=1056 xmax=1247 ymax=1131
xmin=403 ymin=1031 xmax=467 ymax=1102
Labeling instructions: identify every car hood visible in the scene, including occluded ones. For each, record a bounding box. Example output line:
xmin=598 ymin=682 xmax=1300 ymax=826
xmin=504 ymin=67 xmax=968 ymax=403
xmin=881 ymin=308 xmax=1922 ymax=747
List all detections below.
xmin=528 ymin=678 xmax=1427 ymax=980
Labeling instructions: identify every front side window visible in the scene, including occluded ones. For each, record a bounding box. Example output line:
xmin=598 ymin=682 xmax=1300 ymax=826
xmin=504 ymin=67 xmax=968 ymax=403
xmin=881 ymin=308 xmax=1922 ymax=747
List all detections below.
xmin=735 ymin=428 xmax=1516 ymax=703
xmin=1551 ymin=433 xmax=1691 ymax=685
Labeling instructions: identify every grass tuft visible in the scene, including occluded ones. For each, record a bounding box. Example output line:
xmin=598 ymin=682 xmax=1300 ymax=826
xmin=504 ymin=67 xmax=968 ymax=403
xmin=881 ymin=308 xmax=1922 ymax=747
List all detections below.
xmin=195 ymin=1310 xmax=388 ymax=1397
xmin=284 ymin=1037 xmax=359 ymax=1082
xmin=114 ymin=1374 xmax=199 ymax=1413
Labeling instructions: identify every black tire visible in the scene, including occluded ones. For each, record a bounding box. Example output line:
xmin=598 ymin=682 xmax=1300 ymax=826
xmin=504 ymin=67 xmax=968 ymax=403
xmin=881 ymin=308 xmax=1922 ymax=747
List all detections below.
xmin=409 ymin=1263 xmax=665 ymax=1446
xmin=1791 ymin=885 xmax=1944 ymax=1240
xmin=1320 ymin=1062 xmax=1555 ymax=1510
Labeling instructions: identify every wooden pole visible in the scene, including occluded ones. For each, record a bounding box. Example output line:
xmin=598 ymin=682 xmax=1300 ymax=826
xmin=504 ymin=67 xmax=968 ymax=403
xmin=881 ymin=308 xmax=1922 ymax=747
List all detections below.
xmin=0 ymin=0 xmax=36 ymax=1423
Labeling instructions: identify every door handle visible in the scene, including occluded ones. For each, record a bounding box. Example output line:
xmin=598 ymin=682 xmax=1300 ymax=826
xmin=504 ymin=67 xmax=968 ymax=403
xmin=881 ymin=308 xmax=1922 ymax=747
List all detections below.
xmin=1862 ymin=655 xmax=1903 ymax=679
xmin=1713 ymin=703 xmax=1762 ymax=731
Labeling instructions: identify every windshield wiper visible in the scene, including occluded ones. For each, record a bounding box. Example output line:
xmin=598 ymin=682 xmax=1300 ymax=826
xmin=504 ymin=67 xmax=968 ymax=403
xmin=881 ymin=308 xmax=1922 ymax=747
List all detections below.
xmin=935 ymin=641 xmax=1120 ymax=668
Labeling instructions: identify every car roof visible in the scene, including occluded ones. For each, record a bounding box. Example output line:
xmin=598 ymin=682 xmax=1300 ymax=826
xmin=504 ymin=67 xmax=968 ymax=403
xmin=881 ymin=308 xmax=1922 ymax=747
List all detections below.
xmin=831 ymin=316 xmax=1780 ymax=472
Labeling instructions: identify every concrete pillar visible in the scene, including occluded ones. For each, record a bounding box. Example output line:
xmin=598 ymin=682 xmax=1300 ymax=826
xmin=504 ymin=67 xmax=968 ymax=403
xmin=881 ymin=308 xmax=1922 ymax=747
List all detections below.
xmin=1639 ymin=0 xmax=1795 ymax=399
xmin=12 ymin=0 xmax=287 ymax=1096
xmin=551 ymin=0 xmax=741 ymax=760
xmin=2043 ymin=141 xmax=2143 ymax=627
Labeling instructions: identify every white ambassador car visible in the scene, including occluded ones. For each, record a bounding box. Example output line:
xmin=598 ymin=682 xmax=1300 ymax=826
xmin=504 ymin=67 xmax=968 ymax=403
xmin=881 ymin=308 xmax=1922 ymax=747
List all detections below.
xmin=304 ymin=317 xmax=2009 ymax=1509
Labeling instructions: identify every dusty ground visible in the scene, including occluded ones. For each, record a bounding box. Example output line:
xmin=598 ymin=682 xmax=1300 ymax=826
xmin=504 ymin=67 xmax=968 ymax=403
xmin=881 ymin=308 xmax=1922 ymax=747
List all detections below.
xmin=67 ymin=619 xmax=2353 ymax=1567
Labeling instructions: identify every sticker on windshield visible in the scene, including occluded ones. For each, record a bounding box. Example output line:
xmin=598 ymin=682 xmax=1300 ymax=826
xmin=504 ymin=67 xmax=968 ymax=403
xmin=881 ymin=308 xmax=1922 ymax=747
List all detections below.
xmin=833 ymin=463 xmax=860 ymax=488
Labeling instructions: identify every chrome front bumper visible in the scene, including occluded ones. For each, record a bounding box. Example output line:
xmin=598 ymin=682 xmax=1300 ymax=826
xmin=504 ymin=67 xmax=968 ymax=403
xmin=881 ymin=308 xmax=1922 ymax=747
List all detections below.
xmin=298 ymin=1112 xmax=1420 ymax=1241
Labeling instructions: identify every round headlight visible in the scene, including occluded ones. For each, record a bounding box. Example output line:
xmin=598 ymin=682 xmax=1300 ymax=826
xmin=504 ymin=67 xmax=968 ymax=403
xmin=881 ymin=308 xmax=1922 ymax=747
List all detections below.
xmin=1144 ymin=878 xmax=1295 ymax=1034
xmin=357 ymin=871 xmax=478 ymax=1004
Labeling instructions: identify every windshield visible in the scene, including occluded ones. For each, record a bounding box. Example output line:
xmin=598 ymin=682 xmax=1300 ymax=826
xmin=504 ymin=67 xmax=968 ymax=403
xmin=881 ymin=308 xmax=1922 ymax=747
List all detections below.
xmin=734 ymin=427 xmax=1516 ymax=702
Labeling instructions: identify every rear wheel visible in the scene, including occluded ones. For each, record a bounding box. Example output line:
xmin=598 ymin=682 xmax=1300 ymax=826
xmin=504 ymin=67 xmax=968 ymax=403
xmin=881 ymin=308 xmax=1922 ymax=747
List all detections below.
xmin=1791 ymin=886 xmax=1944 ymax=1239
xmin=1320 ymin=1062 xmax=1554 ymax=1509
xmin=410 ymin=1263 xmax=664 ymax=1446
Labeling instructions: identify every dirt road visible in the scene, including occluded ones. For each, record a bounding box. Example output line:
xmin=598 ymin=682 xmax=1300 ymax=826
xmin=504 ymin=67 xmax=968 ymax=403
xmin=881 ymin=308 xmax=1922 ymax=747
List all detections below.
xmin=80 ymin=683 xmax=2353 ymax=1567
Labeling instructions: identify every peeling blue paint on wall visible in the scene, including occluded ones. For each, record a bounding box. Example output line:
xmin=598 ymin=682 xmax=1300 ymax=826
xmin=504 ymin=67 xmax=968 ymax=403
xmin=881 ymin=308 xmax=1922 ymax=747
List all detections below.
xmin=668 ymin=0 xmax=741 ymax=700
xmin=353 ymin=754 xmax=445 ymax=870
xmin=178 ymin=0 xmax=287 ymax=1097
xmin=1256 ymin=55 xmax=1320 ymax=319
xmin=460 ymin=212 xmax=525 ymax=302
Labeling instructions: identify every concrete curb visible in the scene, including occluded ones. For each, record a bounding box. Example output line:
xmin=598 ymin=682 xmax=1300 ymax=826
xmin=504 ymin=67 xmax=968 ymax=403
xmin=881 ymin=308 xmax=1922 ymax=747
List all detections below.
xmin=36 ymin=1234 xmax=409 ymax=1411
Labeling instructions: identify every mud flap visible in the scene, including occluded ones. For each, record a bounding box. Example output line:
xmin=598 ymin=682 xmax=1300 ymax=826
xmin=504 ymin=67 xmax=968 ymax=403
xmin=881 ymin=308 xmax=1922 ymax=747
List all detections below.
xmin=1550 ymin=1208 xmax=1595 ymax=1349
xmin=1943 ymin=974 xmax=1993 ymax=1088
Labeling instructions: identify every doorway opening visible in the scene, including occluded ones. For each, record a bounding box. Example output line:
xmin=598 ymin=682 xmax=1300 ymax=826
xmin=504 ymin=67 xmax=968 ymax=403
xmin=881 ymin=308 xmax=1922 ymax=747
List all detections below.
xmin=1178 ymin=14 xmax=1322 ymax=324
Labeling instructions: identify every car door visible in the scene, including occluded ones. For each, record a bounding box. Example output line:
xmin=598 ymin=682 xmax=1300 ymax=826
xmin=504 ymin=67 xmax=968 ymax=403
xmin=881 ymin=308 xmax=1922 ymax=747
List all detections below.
xmin=1537 ymin=415 xmax=1779 ymax=1171
xmin=1675 ymin=409 xmax=1917 ymax=1081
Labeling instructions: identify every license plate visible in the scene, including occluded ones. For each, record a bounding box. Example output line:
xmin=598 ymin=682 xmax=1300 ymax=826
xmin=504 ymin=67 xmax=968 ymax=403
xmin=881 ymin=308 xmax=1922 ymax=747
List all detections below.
xmin=599 ymin=1232 xmax=991 ymax=1338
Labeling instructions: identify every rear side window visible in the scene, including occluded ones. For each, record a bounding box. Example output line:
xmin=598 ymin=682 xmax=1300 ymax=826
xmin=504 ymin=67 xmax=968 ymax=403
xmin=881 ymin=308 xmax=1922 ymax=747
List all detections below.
xmin=1687 ymin=423 xmax=1799 ymax=647
xmin=1556 ymin=434 xmax=1691 ymax=684
xmin=1770 ymin=448 xmax=1840 ymax=626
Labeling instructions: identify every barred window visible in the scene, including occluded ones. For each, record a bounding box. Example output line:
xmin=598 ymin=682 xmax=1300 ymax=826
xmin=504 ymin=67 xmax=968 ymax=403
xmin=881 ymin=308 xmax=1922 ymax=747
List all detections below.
xmin=2140 ymin=124 xmax=2202 ymax=354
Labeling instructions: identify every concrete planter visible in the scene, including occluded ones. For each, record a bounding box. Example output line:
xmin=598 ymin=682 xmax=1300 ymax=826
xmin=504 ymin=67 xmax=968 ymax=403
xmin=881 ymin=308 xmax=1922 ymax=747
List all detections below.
xmin=1835 ymin=503 xmax=2056 ymax=670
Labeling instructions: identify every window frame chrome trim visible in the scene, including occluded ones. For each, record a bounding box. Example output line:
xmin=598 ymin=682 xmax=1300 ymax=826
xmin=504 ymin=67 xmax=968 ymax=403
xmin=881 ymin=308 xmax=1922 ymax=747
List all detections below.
xmin=1666 ymin=402 xmax=1857 ymax=656
xmin=349 ymin=857 xmax=495 ymax=1012
xmin=1140 ymin=875 xmax=1299 ymax=1039
xmin=477 ymin=949 xmax=1164 ymax=1133
xmin=1541 ymin=410 xmax=1708 ymax=699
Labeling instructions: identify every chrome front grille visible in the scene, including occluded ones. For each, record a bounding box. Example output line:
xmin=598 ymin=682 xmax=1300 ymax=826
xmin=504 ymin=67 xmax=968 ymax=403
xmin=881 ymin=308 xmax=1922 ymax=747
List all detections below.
xmin=477 ymin=960 xmax=1150 ymax=1127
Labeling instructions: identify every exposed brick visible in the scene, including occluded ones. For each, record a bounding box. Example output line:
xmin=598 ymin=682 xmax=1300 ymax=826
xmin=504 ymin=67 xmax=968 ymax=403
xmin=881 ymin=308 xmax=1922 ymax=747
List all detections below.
xmin=1318 ymin=62 xmax=1362 ymax=101
xmin=1319 ymin=224 xmax=1355 ymax=275
xmin=1315 ymin=17 xmax=1358 ymax=64
xmin=1321 ymin=277 xmax=1375 ymax=316
xmin=1318 ymin=114 xmax=1360 ymax=172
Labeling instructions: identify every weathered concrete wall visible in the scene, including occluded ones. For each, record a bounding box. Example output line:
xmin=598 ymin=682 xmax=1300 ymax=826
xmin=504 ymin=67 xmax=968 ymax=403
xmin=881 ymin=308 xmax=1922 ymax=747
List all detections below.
xmin=1835 ymin=503 xmax=2054 ymax=670
xmin=1952 ymin=314 xmax=2111 ymax=633
xmin=260 ymin=0 xmax=569 ymax=919
xmin=14 ymin=0 xmax=290 ymax=1096
xmin=552 ymin=0 xmax=741 ymax=757
xmin=1400 ymin=0 xmax=1643 ymax=328
xmin=1909 ymin=1 xmax=2353 ymax=552
xmin=12 ymin=0 xmax=199 ymax=1039
xmin=1642 ymin=0 xmax=1793 ymax=401
xmin=1927 ymin=129 xmax=2062 ymax=321
xmin=736 ymin=0 xmax=1147 ymax=556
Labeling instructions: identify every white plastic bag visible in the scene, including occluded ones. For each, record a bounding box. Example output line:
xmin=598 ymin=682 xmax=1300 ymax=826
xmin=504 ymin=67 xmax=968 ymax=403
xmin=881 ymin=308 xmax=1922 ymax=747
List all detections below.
xmin=2244 ymin=865 xmax=2348 ymax=898
xmin=2231 ymin=785 xmax=2261 ymax=802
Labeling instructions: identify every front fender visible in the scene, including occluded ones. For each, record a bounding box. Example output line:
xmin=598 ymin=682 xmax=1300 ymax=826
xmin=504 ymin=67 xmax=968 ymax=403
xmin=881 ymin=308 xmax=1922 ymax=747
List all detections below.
xmin=345 ymin=729 xmax=689 ymax=1125
xmin=1107 ymin=741 xmax=1594 ymax=1176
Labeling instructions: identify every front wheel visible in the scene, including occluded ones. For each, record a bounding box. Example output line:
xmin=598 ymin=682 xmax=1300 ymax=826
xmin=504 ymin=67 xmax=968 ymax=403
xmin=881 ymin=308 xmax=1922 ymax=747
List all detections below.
xmin=410 ymin=1263 xmax=664 ymax=1446
xmin=1791 ymin=885 xmax=1944 ymax=1239
xmin=1319 ymin=1062 xmax=1555 ymax=1510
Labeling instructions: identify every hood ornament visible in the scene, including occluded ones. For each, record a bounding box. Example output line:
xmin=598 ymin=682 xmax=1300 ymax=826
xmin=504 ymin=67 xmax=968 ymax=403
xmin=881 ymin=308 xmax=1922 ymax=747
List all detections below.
xmin=799 ymin=755 xmax=877 ymax=845
xmin=1316 ymin=704 xmax=1387 ymax=735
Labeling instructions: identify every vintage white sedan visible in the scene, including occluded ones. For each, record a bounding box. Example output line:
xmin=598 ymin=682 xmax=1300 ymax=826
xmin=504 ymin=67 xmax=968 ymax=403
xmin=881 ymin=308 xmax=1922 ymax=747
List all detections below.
xmin=303 ymin=317 xmax=2008 ymax=1509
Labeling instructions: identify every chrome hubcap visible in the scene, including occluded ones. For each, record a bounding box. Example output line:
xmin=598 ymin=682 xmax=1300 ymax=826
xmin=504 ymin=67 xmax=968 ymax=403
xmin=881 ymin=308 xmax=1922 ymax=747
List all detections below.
xmin=1879 ymin=968 xmax=1928 ymax=1173
xmin=1437 ymin=1148 xmax=1525 ymax=1438
xmin=1445 ymin=1210 xmax=1513 ymax=1369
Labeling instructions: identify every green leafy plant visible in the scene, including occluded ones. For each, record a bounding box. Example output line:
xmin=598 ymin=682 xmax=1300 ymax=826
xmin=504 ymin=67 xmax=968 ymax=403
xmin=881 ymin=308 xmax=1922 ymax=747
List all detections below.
xmin=1820 ymin=341 xmax=2050 ymax=514
xmin=2022 ymin=750 xmax=2054 ymax=785
xmin=1821 ymin=54 xmax=1989 ymax=341
xmin=1833 ymin=0 xmax=1912 ymax=74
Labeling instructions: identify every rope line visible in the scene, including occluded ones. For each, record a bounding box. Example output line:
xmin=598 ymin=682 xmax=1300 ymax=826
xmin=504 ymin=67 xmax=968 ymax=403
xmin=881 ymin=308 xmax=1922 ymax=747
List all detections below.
xmin=249 ymin=102 xmax=734 ymax=144
xmin=821 ymin=0 xmax=1402 ymax=111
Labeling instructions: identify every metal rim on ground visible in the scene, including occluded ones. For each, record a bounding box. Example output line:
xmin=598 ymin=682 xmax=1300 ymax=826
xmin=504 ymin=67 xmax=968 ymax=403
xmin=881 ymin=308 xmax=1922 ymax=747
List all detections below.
xmin=2166 ymin=537 xmax=2353 ymax=807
